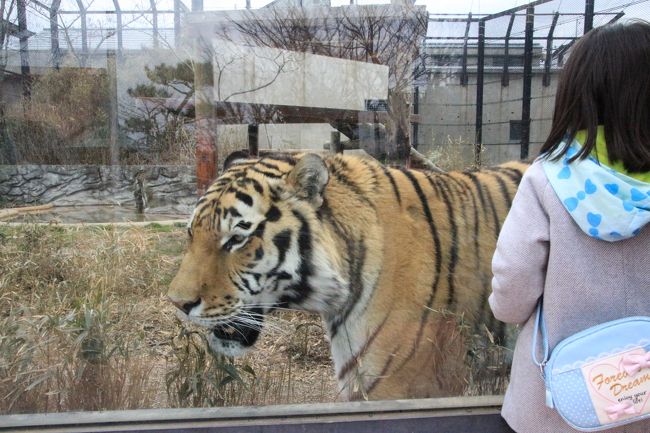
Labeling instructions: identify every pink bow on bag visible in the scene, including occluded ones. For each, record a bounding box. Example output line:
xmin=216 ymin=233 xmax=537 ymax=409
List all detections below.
xmin=621 ymin=352 xmax=650 ymax=376
xmin=605 ymin=401 xmax=637 ymax=421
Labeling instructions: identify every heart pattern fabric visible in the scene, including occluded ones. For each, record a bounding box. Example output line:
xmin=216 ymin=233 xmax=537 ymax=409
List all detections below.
xmin=542 ymin=140 xmax=650 ymax=241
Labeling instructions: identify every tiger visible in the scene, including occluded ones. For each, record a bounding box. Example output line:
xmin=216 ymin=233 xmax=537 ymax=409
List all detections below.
xmin=167 ymin=151 xmax=527 ymax=400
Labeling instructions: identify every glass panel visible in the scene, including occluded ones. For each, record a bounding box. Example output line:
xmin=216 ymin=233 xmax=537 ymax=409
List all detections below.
xmin=1 ymin=0 xmax=647 ymax=418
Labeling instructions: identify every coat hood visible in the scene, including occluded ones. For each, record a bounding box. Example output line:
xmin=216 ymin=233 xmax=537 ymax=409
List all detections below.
xmin=542 ymin=140 xmax=650 ymax=241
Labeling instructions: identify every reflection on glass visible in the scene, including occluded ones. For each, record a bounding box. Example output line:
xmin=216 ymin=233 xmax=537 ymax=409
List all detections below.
xmin=0 ymin=0 xmax=636 ymax=417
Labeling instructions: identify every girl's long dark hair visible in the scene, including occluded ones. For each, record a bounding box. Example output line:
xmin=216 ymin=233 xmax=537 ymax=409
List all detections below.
xmin=540 ymin=20 xmax=650 ymax=172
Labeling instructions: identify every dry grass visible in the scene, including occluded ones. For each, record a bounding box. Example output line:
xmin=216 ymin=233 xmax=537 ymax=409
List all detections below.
xmin=0 ymin=224 xmax=336 ymax=414
xmin=426 ymin=135 xmax=481 ymax=171
xmin=0 ymin=224 xmax=508 ymax=414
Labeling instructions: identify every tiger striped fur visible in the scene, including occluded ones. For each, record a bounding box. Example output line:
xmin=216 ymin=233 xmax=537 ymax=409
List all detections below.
xmin=167 ymin=152 xmax=527 ymax=400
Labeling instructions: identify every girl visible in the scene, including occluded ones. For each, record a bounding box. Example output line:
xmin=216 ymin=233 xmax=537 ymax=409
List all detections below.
xmin=489 ymin=21 xmax=650 ymax=433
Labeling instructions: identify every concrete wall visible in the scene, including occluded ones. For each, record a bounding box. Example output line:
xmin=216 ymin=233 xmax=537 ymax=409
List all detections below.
xmin=417 ymin=70 xmax=559 ymax=166
xmin=213 ymin=40 xmax=389 ymax=110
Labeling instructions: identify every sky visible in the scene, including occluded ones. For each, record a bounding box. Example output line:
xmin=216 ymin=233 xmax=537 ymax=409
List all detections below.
xmin=14 ymin=0 xmax=650 ymax=49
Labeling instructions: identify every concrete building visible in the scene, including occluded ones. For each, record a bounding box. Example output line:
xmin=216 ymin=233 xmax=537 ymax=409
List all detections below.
xmin=416 ymin=42 xmax=560 ymax=166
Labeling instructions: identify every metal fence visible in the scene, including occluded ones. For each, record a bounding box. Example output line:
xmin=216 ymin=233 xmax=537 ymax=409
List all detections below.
xmin=415 ymin=0 xmax=647 ymax=168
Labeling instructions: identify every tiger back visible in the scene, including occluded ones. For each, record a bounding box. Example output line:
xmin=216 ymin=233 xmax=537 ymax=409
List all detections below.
xmin=167 ymin=152 xmax=527 ymax=400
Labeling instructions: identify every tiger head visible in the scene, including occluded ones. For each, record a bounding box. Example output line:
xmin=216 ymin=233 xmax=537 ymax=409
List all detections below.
xmin=167 ymin=153 xmax=347 ymax=357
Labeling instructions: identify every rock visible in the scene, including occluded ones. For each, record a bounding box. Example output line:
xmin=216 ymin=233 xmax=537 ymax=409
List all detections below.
xmin=0 ymin=164 xmax=198 ymax=212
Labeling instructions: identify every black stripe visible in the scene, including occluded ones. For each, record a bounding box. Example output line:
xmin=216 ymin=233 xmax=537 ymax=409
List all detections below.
xmin=454 ymin=175 xmax=481 ymax=269
xmin=381 ymin=166 xmax=402 ymax=206
xmin=399 ymin=169 xmax=442 ymax=339
xmin=318 ymin=200 xmax=347 ymax=239
xmin=496 ymin=166 xmax=524 ymax=186
xmin=279 ymin=210 xmax=314 ymax=306
xmin=464 ymin=172 xmax=493 ymax=225
xmin=250 ymin=167 xmax=283 ymax=179
xmin=265 ymin=205 xmax=282 ymax=222
xmin=236 ymin=221 xmax=252 ymax=230
xmin=265 ymin=154 xmax=298 ymax=165
xmin=424 ymin=173 xmax=441 ymax=198
xmin=492 ymin=173 xmax=514 ymax=209
xmin=425 ymin=175 xmax=458 ymax=308
xmin=483 ymin=185 xmax=502 ymax=240
xmin=258 ymin=161 xmax=283 ymax=172
xmin=271 ymin=229 xmax=291 ymax=270
xmin=230 ymin=273 xmax=247 ymax=293
xmin=252 ymin=221 xmax=266 ymax=239
xmin=329 ymin=236 xmax=367 ymax=338
xmin=225 ymin=207 xmax=241 ymax=218
xmin=235 ymin=191 xmax=253 ymax=207
xmin=254 ymin=246 xmax=264 ymax=261
xmin=359 ymin=159 xmax=381 ymax=191
xmin=337 ymin=313 xmax=390 ymax=382
xmin=329 ymin=159 xmax=375 ymax=208
xmin=366 ymin=341 xmax=399 ymax=395
xmin=245 ymin=178 xmax=264 ymax=194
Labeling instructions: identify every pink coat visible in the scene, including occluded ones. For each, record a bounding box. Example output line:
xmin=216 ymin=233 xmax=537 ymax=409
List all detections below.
xmin=489 ymin=161 xmax=650 ymax=433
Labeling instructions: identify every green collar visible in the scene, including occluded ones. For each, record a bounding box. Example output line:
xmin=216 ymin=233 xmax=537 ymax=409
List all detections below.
xmin=575 ymin=126 xmax=650 ymax=183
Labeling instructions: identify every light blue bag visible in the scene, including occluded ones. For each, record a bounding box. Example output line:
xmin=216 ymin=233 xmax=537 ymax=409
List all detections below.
xmin=533 ymin=302 xmax=650 ymax=431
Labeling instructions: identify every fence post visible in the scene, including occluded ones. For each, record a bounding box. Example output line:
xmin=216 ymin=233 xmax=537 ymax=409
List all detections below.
xmin=195 ymin=59 xmax=216 ymax=195
xmin=112 ymin=0 xmax=122 ymax=54
xmin=330 ymin=131 xmax=343 ymax=153
xmin=75 ymin=0 xmax=88 ymax=61
xmin=520 ymin=6 xmax=534 ymax=160
xmin=584 ymin=0 xmax=595 ymax=33
xmin=174 ymin=0 xmax=182 ymax=48
xmin=412 ymin=85 xmax=419 ymax=149
xmin=107 ymin=50 xmax=119 ymax=165
xmin=17 ymin=0 xmax=30 ymax=99
xmin=50 ymin=0 xmax=61 ymax=68
xmin=461 ymin=13 xmax=472 ymax=86
xmin=248 ymin=124 xmax=259 ymax=157
xmin=501 ymin=13 xmax=515 ymax=87
xmin=474 ymin=20 xmax=485 ymax=168
xmin=543 ymin=12 xmax=559 ymax=87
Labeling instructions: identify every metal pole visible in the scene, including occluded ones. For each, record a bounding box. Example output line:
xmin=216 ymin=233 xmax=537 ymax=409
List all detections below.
xmin=461 ymin=13 xmax=472 ymax=86
xmin=412 ymin=85 xmax=419 ymax=149
xmin=543 ymin=12 xmax=559 ymax=87
xmin=502 ymin=13 xmax=515 ymax=87
xmin=50 ymin=0 xmax=61 ymax=69
xmin=17 ymin=0 xmax=30 ymax=99
xmin=174 ymin=0 xmax=182 ymax=48
xmin=150 ymin=0 xmax=159 ymax=49
xmin=474 ymin=20 xmax=485 ymax=168
xmin=520 ymin=6 xmax=534 ymax=160
xmin=113 ymin=0 xmax=123 ymax=54
xmin=107 ymin=50 xmax=119 ymax=165
xmin=195 ymin=60 xmax=216 ymax=194
xmin=248 ymin=124 xmax=259 ymax=157
xmin=584 ymin=0 xmax=594 ymax=33
xmin=75 ymin=0 xmax=88 ymax=59
xmin=330 ymin=131 xmax=343 ymax=153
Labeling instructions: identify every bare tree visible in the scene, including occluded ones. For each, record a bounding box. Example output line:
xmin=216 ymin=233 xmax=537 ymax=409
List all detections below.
xmin=0 ymin=0 xmax=17 ymax=78
xmin=215 ymin=3 xmax=428 ymax=163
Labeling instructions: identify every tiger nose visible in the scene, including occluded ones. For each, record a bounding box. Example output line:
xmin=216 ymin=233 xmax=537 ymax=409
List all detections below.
xmin=167 ymin=296 xmax=201 ymax=315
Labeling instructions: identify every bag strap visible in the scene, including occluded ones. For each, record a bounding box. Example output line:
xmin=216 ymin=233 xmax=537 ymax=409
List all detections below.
xmin=531 ymin=299 xmax=550 ymax=378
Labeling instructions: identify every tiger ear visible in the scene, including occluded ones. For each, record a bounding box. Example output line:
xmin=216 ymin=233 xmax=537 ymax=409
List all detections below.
xmin=286 ymin=154 xmax=329 ymax=208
